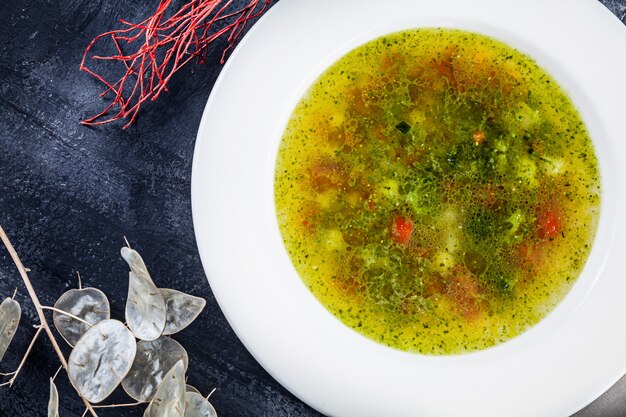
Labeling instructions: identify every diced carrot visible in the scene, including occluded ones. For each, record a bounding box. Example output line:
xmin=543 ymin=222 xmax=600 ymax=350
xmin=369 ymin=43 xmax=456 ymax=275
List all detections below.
xmin=473 ymin=130 xmax=485 ymax=145
xmin=391 ymin=216 xmax=413 ymax=244
xmin=297 ymin=201 xmax=320 ymax=234
xmin=514 ymin=241 xmax=540 ymax=269
xmin=424 ymin=274 xmax=446 ymax=299
xmin=476 ymin=183 xmax=503 ymax=210
xmin=372 ymin=125 xmax=388 ymax=142
xmin=332 ymin=275 xmax=364 ymax=297
xmin=512 ymin=240 xmax=549 ymax=288
xmin=447 ymin=267 xmax=482 ymax=320
xmin=437 ymin=59 xmax=454 ymax=79
xmin=310 ymin=161 xmax=343 ymax=192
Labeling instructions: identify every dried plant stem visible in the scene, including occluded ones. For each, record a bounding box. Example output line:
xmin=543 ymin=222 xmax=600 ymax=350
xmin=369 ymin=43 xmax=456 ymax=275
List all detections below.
xmin=80 ymin=0 xmax=271 ymax=128
xmin=41 ymin=306 xmax=94 ymax=327
xmin=93 ymin=401 xmax=143 ymax=408
xmin=0 ymin=326 xmax=43 ymax=387
xmin=52 ymin=365 xmax=63 ymax=381
xmin=0 ymin=225 xmax=100 ymax=417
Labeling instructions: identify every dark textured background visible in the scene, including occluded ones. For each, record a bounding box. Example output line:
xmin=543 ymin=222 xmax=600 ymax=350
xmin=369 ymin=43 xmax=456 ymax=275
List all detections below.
xmin=0 ymin=1 xmax=624 ymax=416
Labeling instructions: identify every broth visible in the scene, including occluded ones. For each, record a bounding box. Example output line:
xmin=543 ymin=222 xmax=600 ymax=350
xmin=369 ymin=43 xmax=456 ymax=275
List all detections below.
xmin=274 ymin=29 xmax=600 ymax=354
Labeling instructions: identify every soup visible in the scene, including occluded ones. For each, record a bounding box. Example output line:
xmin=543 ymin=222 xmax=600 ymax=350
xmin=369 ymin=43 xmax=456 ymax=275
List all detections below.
xmin=274 ymin=29 xmax=600 ymax=354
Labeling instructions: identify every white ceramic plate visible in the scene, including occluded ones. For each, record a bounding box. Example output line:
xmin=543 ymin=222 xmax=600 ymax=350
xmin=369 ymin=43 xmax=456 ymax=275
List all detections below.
xmin=191 ymin=1 xmax=626 ymax=415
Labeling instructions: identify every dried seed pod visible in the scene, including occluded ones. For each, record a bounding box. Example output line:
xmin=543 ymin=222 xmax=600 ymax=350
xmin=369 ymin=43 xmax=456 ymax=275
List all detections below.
xmin=122 ymin=336 xmax=189 ymax=402
xmin=160 ymin=289 xmax=206 ymax=335
xmin=48 ymin=379 xmax=59 ymax=417
xmin=68 ymin=319 xmax=136 ymax=403
xmin=145 ymin=360 xmax=186 ymax=417
xmin=186 ymin=385 xmax=201 ymax=395
xmin=126 ymin=271 xmax=167 ymax=341
xmin=0 ymin=297 xmax=20 ymax=363
xmin=184 ymin=392 xmax=218 ymax=417
xmin=121 ymin=247 xmax=166 ymax=341
xmin=121 ymin=246 xmax=151 ymax=277
xmin=53 ymin=287 xmax=110 ymax=346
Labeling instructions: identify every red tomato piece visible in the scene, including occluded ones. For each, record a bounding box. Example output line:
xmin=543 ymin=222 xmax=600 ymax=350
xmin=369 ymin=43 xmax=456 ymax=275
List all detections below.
xmin=391 ymin=216 xmax=413 ymax=244
xmin=537 ymin=209 xmax=562 ymax=239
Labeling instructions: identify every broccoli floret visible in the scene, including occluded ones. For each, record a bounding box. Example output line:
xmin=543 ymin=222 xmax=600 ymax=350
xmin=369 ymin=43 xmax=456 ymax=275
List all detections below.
xmin=403 ymin=170 xmax=439 ymax=216
xmin=516 ymin=156 xmax=538 ymax=187
xmin=504 ymin=209 xmax=525 ymax=243
xmin=465 ymin=209 xmax=498 ymax=241
xmin=482 ymin=258 xmax=516 ymax=295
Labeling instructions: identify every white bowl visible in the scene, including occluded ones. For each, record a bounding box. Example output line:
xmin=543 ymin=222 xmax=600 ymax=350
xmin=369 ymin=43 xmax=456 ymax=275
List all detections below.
xmin=192 ymin=0 xmax=626 ymax=415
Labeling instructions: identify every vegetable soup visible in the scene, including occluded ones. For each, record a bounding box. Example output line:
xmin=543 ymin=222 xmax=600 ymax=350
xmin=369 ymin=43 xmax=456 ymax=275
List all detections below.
xmin=274 ymin=29 xmax=600 ymax=354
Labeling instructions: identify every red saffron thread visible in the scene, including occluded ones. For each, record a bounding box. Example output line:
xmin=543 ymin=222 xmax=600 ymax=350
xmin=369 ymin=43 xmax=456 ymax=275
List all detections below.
xmin=80 ymin=0 xmax=271 ymax=129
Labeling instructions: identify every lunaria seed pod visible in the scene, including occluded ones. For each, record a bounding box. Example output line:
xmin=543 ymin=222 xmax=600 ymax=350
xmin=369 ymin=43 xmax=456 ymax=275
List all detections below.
xmin=186 ymin=385 xmax=201 ymax=395
xmin=121 ymin=247 xmax=166 ymax=341
xmin=68 ymin=319 xmax=136 ymax=403
xmin=122 ymin=336 xmax=189 ymax=402
xmin=53 ymin=287 xmax=110 ymax=346
xmin=0 ymin=297 xmax=20 ymax=363
xmin=48 ymin=379 xmax=59 ymax=417
xmin=160 ymin=288 xmax=206 ymax=335
xmin=184 ymin=391 xmax=218 ymax=417
xmin=144 ymin=360 xmax=186 ymax=417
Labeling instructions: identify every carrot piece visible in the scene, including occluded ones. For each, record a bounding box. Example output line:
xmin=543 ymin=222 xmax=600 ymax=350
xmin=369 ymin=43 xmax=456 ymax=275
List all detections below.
xmin=447 ymin=267 xmax=482 ymax=320
xmin=473 ymin=130 xmax=485 ymax=145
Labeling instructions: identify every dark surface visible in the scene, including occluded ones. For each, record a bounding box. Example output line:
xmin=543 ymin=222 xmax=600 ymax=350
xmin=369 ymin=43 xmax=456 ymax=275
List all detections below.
xmin=0 ymin=0 xmax=624 ymax=416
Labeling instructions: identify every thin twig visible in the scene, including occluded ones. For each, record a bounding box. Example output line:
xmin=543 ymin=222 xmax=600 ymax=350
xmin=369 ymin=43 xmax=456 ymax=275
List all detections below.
xmin=11 ymin=288 xmax=17 ymax=299
xmin=77 ymin=271 xmax=82 ymax=290
xmin=93 ymin=401 xmax=143 ymax=408
xmin=41 ymin=306 xmax=94 ymax=327
xmin=80 ymin=0 xmax=271 ymax=128
xmin=52 ymin=365 xmax=63 ymax=382
xmin=0 ymin=326 xmax=43 ymax=387
xmin=206 ymin=387 xmax=216 ymax=400
xmin=0 ymin=225 xmax=100 ymax=417
xmin=123 ymin=236 xmax=131 ymax=249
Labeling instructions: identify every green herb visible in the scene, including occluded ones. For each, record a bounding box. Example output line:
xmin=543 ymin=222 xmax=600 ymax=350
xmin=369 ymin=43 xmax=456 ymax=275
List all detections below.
xmin=395 ymin=121 xmax=411 ymax=134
